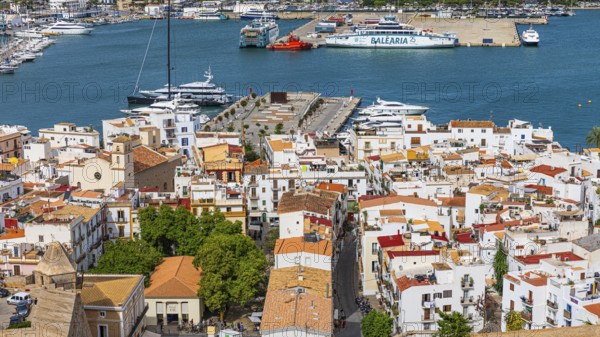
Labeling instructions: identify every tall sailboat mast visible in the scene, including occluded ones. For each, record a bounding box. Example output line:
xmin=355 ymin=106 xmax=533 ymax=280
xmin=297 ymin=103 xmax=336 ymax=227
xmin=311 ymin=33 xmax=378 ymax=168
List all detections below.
xmin=167 ymin=0 xmax=171 ymax=100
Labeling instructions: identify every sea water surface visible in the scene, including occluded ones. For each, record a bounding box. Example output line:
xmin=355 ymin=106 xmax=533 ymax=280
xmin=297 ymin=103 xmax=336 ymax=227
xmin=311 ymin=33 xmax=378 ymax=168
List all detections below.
xmin=1 ymin=11 xmax=600 ymax=149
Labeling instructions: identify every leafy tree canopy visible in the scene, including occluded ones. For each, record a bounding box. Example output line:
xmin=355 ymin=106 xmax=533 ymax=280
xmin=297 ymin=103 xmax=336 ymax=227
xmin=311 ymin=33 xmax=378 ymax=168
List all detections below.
xmin=91 ymin=240 xmax=163 ymax=287
xmin=361 ymin=310 xmax=393 ymax=337
xmin=433 ymin=311 xmax=472 ymax=337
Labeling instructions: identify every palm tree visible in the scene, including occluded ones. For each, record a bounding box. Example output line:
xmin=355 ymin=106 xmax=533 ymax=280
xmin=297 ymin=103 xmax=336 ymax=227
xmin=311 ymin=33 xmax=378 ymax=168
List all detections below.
xmin=586 ymin=126 xmax=600 ymax=148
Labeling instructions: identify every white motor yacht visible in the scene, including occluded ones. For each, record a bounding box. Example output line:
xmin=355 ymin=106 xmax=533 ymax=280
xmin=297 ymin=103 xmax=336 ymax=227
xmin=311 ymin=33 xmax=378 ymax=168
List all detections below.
xmin=41 ymin=21 xmax=93 ymax=35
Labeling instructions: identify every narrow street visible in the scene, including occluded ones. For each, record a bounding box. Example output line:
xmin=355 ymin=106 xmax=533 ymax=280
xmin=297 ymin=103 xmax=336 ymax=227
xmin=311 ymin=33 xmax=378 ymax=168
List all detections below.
xmin=334 ymin=234 xmax=361 ymax=337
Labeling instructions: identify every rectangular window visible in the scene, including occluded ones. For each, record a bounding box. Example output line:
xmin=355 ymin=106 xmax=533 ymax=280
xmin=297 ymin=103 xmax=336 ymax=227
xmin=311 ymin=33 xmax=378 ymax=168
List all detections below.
xmin=117 ymin=210 xmax=125 ymax=220
xmin=371 ymin=261 xmax=377 ymax=273
xmin=98 ymin=325 xmax=108 ymax=337
xmin=510 ymin=300 xmax=514 ymax=311
xmin=443 ymin=305 xmax=451 ymax=312
xmin=99 ymin=311 xmax=106 ymax=318
xmin=181 ymin=138 xmax=189 ymax=146
xmin=182 ymin=127 xmax=188 ymax=133
xmin=510 ymin=283 xmax=514 ymax=291
xmin=39 ymin=235 xmax=44 ymax=243
xmin=457 ymin=129 xmax=463 ymax=133
xmin=433 ymin=293 xmax=442 ymax=299
xmin=443 ymin=290 xmax=452 ymax=298
xmin=372 ymin=242 xmax=378 ymax=255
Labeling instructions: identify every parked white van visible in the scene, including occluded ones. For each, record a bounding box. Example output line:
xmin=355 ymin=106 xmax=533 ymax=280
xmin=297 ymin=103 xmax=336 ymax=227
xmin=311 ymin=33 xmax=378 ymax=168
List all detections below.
xmin=7 ymin=292 xmax=30 ymax=305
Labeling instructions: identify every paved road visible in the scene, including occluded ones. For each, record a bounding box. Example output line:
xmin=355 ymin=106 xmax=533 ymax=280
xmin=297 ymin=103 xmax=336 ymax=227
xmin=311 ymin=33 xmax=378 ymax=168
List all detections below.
xmin=334 ymin=234 xmax=361 ymax=337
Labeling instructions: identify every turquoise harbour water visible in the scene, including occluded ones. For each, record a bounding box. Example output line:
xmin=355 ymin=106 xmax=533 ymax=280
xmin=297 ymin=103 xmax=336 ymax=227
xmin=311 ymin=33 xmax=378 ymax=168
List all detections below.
xmin=1 ymin=11 xmax=600 ymax=149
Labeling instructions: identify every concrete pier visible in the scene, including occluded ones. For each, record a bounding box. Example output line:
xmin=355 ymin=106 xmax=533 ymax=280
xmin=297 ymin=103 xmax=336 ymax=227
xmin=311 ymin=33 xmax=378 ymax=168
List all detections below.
xmin=205 ymin=92 xmax=359 ymax=144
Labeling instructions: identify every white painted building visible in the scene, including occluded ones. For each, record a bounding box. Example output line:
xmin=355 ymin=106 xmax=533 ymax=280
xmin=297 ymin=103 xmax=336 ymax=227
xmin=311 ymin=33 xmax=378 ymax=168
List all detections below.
xmin=39 ymin=123 xmax=100 ymax=149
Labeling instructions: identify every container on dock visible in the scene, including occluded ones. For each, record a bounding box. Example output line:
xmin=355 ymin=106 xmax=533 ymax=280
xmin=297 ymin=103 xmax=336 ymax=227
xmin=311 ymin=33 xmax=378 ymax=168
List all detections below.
xmin=483 ymin=38 xmax=493 ymax=44
xmin=315 ymin=22 xmax=336 ymax=33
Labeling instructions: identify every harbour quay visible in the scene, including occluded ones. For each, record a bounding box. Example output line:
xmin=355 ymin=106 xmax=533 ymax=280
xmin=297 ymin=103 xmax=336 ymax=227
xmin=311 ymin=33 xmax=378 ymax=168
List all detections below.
xmin=204 ymin=92 xmax=360 ymax=144
xmin=280 ymin=12 xmax=547 ymax=47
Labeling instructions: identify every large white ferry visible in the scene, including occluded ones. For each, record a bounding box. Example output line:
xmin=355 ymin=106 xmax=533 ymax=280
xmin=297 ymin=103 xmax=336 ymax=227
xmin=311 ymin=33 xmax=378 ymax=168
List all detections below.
xmin=521 ymin=25 xmax=539 ymax=46
xmin=239 ymin=19 xmax=279 ymax=48
xmin=325 ymin=15 xmax=456 ymax=49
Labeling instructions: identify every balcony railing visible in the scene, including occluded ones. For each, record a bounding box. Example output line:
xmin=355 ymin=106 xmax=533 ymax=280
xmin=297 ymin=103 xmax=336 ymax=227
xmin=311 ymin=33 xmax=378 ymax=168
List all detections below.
xmin=546 ymin=317 xmax=557 ymax=326
xmin=421 ymin=315 xmax=435 ymax=322
xmin=461 ymin=280 xmax=474 ymax=289
xmin=521 ymin=311 xmax=532 ymax=322
xmin=546 ymin=299 xmax=558 ymax=310
xmin=249 ymin=194 xmax=259 ymax=200
xmin=564 ymin=309 xmax=571 ymax=320
xmin=521 ymin=296 xmax=533 ymax=307
xmin=461 ymin=297 xmax=475 ymax=306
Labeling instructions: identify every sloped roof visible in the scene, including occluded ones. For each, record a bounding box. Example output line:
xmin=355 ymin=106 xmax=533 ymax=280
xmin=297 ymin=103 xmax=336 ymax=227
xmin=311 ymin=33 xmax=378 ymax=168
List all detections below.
xmin=145 ymin=256 xmax=201 ymax=298
xmin=81 ymin=275 xmax=143 ymax=307
xmin=450 ymin=120 xmax=494 ymax=128
xmin=133 ymin=146 xmax=168 ymax=173
xmin=275 ymin=237 xmax=332 ymax=257
xmin=359 ymin=195 xmax=437 ymax=209
xmin=278 ymin=190 xmax=337 ymax=215
xmin=36 ymin=241 xmax=77 ymax=276
xmin=530 ymin=164 xmax=567 ymax=178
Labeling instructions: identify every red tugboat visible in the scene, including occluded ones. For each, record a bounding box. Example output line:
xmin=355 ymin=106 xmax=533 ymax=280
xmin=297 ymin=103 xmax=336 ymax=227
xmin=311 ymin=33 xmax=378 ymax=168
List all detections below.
xmin=268 ymin=35 xmax=312 ymax=51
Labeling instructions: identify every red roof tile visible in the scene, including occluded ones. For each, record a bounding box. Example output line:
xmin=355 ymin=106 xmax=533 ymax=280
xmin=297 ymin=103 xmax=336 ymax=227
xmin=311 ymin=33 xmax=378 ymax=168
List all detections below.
xmin=516 ymin=252 xmax=583 ymax=265
xmin=525 ymin=184 xmax=553 ymax=195
xmin=456 ymin=232 xmax=477 ymax=243
xmin=530 ymin=165 xmax=567 ymax=178
xmin=377 ymin=234 xmax=405 ymax=248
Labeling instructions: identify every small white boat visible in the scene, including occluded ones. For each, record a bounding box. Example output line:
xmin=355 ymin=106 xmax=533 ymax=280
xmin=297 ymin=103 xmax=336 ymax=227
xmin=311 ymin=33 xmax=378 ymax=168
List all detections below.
xmin=521 ymin=25 xmax=539 ymax=46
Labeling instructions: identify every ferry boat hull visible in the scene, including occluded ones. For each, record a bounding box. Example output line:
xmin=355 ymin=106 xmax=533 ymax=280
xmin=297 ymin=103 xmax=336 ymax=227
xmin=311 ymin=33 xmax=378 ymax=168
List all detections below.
xmin=326 ymin=34 xmax=456 ymax=48
xmin=240 ymin=20 xmax=279 ymax=48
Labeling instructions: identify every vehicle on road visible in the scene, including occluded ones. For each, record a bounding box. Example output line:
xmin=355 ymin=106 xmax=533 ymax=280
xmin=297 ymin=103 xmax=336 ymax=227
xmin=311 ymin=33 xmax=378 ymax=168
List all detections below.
xmin=0 ymin=288 xmax=10 ymax=297
xmin=15 ymin=301 xmax=30 ymax=317
xmin=7 ymin=292 xmax=30 ymax=305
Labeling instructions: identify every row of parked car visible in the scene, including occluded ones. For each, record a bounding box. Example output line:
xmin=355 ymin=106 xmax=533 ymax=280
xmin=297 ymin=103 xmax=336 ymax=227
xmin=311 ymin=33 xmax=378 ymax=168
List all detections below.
xmin=1 ymin=289 xmax=33 ymax=327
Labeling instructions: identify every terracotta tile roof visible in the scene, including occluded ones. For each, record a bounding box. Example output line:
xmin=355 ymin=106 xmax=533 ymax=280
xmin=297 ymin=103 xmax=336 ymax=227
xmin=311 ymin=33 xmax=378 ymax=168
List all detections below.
xmin=145 ymin=256 xmax=201 ymax=298
xmin=504 ymin=274 xmax=520 ymax=285
xmin=81 ymin=275 xmax=143 ymax=307
xmin=260 ymin=290 xmax=332 ymax=334
xmin=439 ymin=197 xmax=466 ymax=207
xmin=523 ymin=276 xmax=547 ymax=287
xmin=394 ymin=275 xmax=431 ymax=292
xmin=377 ymin=234 xmax=405 ymax=248
xmin=47 ymin=204 xmax=99 ymax=223
xmin=71 ymin=190 xmax=103 ymax=199
xmin=379 ymin=152 xmax=406 ymax=163
xmin=359 ymin=195 xmax=437 ymax=209
xmin=441 ymin=153 xmax=462 ymax=161
xmin=0 ymin=228 xmax=25 ymax=240
xmin=584 ymin=303 xmax=600 ymax=318
xmin=530 ymin=164 xmax=567 ymax=178
xmin=316 ymin=182 xmax=346 ymax=193
xmin=450 ymin=120 xmax=494 ymax=128
xmin=516 ymin=252 xmax=583 ymax=265
xmin=133 ymin=146 xmax=168 ymax=174
xmin=268 ymin=139 xmax=293 ymax=152
xmin=267 ymin=266 xmax=332 ymax=298
xmin=468 ymin=184 xmax=507 ymax=197
xmin=278 ymin=190 xmax=337 ymax=215
xmin=275 ymin=237 xmax=332 ymax=257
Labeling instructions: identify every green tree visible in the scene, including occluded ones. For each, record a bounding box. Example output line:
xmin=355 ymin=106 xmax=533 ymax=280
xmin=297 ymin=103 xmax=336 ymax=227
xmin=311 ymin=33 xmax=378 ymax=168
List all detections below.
xmin=243 ymin=141 xmax=260 ymax=162
xmin=139 ymin=205 xmax=203 ymax=256
xmin=586 ymin=126 xmax=600 ymax=148
xmin=194 ymin=232 xmax=267 ymax=320
xmin=494 ymin=244 xmax=508 ymax=294
xmin=91 ymin=240 xmax=163 ymax=287
xmin=274 ymin=123 xmax=284 ymax=135
xmin=251 ymin=92 xmax=257 ymax=99
xmin=433 ymin=311 xmax=472 ymax=337
xmin=240 ymin=100 xmax=248 ymax=110
xmin=255 ymin=101 xmax=261 ymax=108
xmin=227 ymin=124 xmax=235 ymax=132
xmin=224 ymin=111 xmax=230 ymax=120
xmin=361 ymin=310 xmax=393 ymax=337
xmin=263 ymin=227 xmax=279 ymax=253
xmin=505 ymin=310 xmax=525 ymax=331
